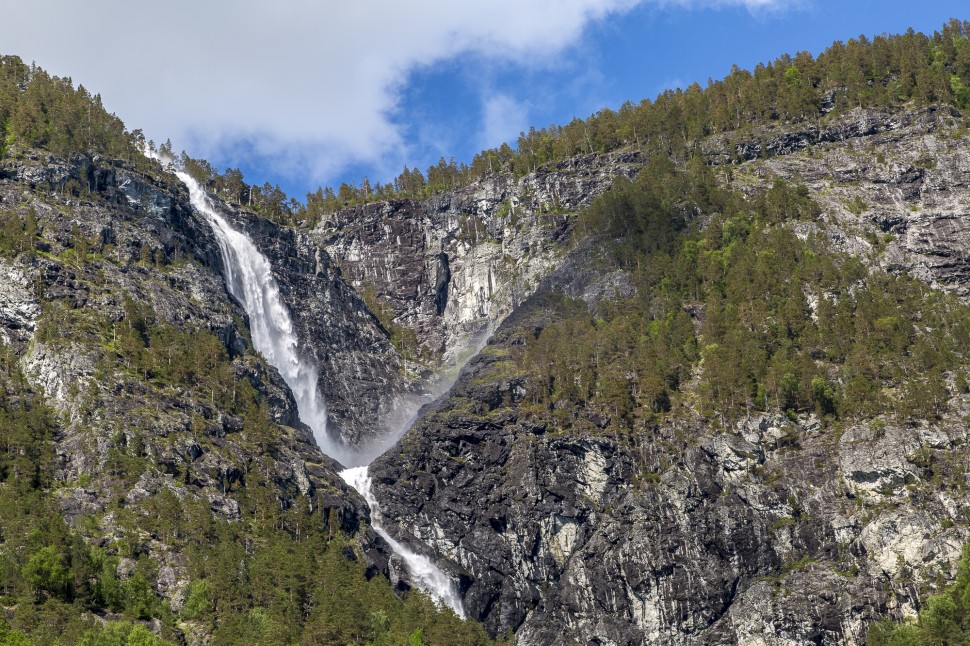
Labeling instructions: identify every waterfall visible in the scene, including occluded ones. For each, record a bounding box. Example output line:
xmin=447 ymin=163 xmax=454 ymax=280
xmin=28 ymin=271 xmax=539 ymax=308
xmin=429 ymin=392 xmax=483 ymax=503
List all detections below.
xmin=177 ymin=172 xmax=353 ymax=467
xmin=173 ymin=167 xmax=464 ymax=617
xmin=341 ymin=466 xmax=465 ymax=617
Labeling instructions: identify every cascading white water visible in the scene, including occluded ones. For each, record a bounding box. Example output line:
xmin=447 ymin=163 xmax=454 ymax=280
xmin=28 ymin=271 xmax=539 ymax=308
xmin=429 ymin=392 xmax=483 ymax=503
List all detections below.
xmin=341 ymin=466 xmax=465 ymax=617
xmin=176 ymin=171 xmax=354 ymax=467
xmin=169 ymin=164 xmax=464 ymax=617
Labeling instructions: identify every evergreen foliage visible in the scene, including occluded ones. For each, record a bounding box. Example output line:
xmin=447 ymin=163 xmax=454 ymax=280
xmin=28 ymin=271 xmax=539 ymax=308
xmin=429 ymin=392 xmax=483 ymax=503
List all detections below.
xmin=208 ymin=19 xmax=970 ymax=226
xmin=514 ymin=156 xmax=970 ymax=428
xmin=0 ymin=56 xmax=145 ymax=162
xmin=0 ymin=323 xmax=497 ymax=644
xmin=868 ymin=546 xmax=970 ymax=645
xmin=0 ymin=351 xmax=158 ymax=644
xmin=8 ymin=21 xmax=970 ymax=229
xmin=4 ymin=19 xmax=970 ymax=645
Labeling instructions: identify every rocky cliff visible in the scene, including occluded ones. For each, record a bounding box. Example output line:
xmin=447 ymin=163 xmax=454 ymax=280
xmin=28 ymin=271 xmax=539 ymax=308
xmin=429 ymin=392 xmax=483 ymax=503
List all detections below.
xmin=367 ymin=106 xmax=970 ymax=645
xmin=203 ymin=199 xmax=413 ymax=453
xmin=698 ymin=104 xmax=970 ymax=298
xmin=317 ymin=152 xmax=643 ymax=368
xmin=6 ymin=98 xmax=970 ymax=645
xmin=0 ymin=153 xmax=399 ymax=632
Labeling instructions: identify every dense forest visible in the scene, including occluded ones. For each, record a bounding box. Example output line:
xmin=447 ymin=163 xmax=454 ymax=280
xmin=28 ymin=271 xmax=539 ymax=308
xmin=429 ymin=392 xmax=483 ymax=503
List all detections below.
xmin=0 ymin=56 xmax=144 ymax=164
xmin=0 ymin=337 xmax=494 ymax=644
xmin=510 ymin=157 xmax=970 ymax=431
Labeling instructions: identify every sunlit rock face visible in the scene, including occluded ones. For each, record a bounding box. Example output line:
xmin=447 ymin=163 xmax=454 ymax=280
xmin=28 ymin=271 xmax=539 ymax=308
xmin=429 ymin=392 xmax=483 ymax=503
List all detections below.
xmin=10 ymin=101 xmax=970 ymax=645
xmin=367 ymin=107 xmax=970 ymax=644
xmin=317 ymin=151 xmax=644 ymax=366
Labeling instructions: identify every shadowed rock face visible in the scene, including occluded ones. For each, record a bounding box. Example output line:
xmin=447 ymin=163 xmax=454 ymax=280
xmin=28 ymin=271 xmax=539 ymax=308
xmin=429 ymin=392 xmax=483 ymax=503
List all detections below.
xmin=209 ymin=202 xmax=413 ymax=452
xmin=213 ymin=151 xmax=642 ymax=453
xmin=367 ymin=107 xmax=970 ymax=644
xmin=370 ymin=271 xmax=970 ymax=645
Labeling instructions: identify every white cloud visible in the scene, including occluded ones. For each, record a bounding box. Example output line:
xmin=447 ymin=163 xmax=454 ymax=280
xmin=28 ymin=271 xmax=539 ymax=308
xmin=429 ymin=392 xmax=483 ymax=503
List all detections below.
xmin=480 ymin=94 xmax=530 ymax=150
xmin=2 ymin=0 xmax=794 ymax=190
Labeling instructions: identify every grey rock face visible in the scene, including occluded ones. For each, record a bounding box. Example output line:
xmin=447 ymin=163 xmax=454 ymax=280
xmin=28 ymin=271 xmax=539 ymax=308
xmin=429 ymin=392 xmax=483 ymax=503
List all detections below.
xmin=372 ymin=285 xmax=970 ymax=644
xmin=718 ymin=106 xmax=970 ymax=298
xmin=0 ymin=261 xmax=40 ymax=347
xmin=318 ymin=152 xmax=643 ymax=366
xmin=367 ymin=108 xmax=970 ymax=644
xmin=7 ymin=102 xmax=969 ymax=644
xmin=206 ymin=202 xmax=413 ymax=453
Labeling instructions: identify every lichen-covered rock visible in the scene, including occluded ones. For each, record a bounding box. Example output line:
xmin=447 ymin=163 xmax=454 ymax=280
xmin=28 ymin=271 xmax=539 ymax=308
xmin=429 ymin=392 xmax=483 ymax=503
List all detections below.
xmin=735 ymin=106 xmax=970 ymax=297
xmin=0 ymin=261 xmax=40 ymax=347
xmin=371 ymin=287 xmax=970 ymax=643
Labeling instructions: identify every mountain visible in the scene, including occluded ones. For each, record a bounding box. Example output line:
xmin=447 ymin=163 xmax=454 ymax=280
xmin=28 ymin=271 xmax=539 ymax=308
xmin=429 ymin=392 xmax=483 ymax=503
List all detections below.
xmin=0 ymin=147 xmax=493 ymax=643
xmin=368 ymin=105 xmax=970 ymax=644
xmin=2 ymin=20 xmax=970 ymax=646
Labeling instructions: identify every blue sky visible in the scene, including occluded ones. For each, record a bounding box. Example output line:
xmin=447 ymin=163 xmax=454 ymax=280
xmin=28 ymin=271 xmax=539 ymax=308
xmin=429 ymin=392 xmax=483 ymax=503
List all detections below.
xmin=4 ymin=1 xmax=969 ymax=201
xmin=380 ymin=2 xmax=969 ymax=190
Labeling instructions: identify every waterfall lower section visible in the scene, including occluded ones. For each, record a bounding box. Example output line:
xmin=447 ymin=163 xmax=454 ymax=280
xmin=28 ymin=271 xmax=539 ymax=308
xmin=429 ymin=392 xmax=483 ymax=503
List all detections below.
xmin=341 ymin=467 xmax=465 ymax=617
xmin=174 ymin=169 xmax=464 ymax=617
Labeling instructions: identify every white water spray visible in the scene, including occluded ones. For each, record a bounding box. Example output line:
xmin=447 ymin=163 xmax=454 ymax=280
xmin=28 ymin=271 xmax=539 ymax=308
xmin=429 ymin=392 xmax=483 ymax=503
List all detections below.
xmin=164 ymin=160 xmax=464 ymax=617
xmin=176 ymin=171 xmax=356 ymax=466
xmin=341 ymin=466 xmax=465 ymax=617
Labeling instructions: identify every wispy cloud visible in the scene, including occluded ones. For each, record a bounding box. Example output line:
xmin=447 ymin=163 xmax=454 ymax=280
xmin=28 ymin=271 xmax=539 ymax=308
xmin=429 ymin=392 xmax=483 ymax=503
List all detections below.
xmin=657 ymin=0 xmax=805 ymax=10
xmin=479 ymin=94 xmax=530 ymax=150
xmin=2 ymin=0 xmax=800 ymax=191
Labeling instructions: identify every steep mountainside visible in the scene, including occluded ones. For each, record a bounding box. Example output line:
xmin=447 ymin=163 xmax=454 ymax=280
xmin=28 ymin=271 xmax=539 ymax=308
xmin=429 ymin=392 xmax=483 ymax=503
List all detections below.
xmin=367 ymin=106 xmax=970 ymax=644
xmin=0 ymin=151 xmax=492 ymax=644
xmin=6 ymin=20 xmax=970 ymax=646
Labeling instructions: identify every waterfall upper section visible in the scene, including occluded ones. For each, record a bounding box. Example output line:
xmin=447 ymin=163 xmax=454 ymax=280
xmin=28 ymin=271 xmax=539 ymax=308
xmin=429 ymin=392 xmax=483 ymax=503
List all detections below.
xmin=177 ymin=172 xmax=355 ymax=465
xmin=169 ymin=172 xmax=417 ymax=462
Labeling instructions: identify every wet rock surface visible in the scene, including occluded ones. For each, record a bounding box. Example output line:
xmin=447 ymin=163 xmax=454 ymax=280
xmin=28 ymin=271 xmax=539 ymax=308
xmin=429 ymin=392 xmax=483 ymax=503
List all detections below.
xmin=6 ymin=103 xmax=970 ymax=644
xmin=210 ymin=202 xmax=413 ymax=450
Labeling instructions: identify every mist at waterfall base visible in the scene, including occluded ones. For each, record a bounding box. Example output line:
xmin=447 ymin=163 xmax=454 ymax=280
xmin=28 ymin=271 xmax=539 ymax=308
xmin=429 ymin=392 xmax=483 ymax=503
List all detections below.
xmin=350 ymin=321 xmax=496 ymax=466
xmin=171 ymin=166 xmax=466 ymax=617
